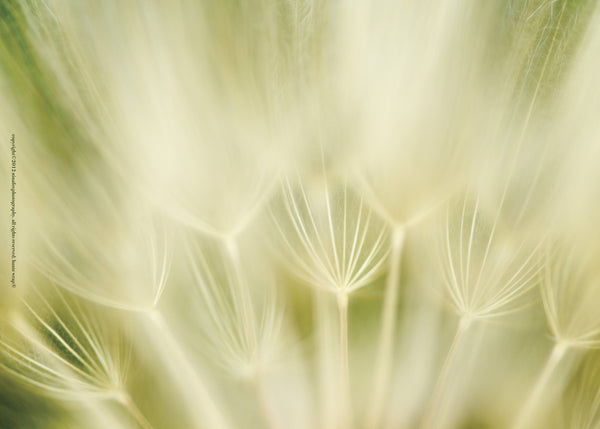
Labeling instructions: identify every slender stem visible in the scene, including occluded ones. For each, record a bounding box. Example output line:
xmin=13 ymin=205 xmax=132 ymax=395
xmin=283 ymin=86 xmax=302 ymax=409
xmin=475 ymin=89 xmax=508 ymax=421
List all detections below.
xmin=420 ymin=315 xmax=472 ymax=429
xmin=226 ymin=235 xmax=275 ymax=428
xmin=315 ymin=291 xmax=338 ymax=429
xmin=146 ymin=311 xmax=230 ymax=429
xmin=116 ymin=391 xmax=154 ymax=429
xmin=81 ymin=398 xmax=124 ymax=428
xmin=337 ymin=290 xmax=352 ymax=429
xmin=366 ymin=226 xmax=406 ymax=429
xmin=252 ymin=369 xmax=278 ymax=429
xmin=225 ymin=236 xmax=258 ymax=352
xmin=512 ymin=343 xmax=568 ymax=429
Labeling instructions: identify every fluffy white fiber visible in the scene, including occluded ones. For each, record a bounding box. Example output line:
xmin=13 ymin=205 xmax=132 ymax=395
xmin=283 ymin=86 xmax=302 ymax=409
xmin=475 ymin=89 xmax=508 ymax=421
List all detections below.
xmin=2 ymin=1 xmax=600 ymax=428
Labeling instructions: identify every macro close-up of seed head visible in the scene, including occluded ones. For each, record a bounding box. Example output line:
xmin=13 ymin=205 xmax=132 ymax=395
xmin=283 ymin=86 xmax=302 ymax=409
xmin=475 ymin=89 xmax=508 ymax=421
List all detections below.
xmin=2 ymin=1 xmax=600 ymax=428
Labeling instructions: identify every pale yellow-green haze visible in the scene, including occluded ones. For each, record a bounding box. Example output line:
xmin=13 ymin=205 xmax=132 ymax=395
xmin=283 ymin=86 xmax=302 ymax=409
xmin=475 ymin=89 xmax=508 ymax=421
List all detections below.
xmin=2 ymin=1 xmax=600 ymax=428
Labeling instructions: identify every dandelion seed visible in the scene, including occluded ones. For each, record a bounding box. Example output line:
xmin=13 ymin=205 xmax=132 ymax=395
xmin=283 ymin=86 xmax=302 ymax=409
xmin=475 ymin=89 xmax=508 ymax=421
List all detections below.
xmin=0 ymin=284 xmax=153 ymax=429
xmin=513 ymin=238 xmax=600 ymax=429
xmin=440 ymin=194 xmax=543 ymax=321
xmin=271 ymin=170 xmax=390 ymax=429
xmin=271 ymin=174 xmax=390 ymax=297
xmin=421 ymin=191 xmax=543 ymax=429
xmin=542 ymin=242 xmax=600 ymax=349
xmin=34 ymin=207 xmax=171 ymax=312
xmin=185 ymin=233 xmax=285 ymax=429
xmin=185 ymin=234 xmax=283 ymax=376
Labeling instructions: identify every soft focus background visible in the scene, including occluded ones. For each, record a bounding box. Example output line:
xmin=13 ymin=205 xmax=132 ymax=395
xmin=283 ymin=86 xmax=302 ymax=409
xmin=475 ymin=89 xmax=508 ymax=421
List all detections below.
xmin=2 ymin=1 xmax=600 ymax=428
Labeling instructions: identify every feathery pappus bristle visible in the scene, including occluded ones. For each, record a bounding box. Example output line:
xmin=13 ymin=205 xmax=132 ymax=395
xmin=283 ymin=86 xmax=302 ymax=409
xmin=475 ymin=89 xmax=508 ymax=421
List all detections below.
xmin=2 ymin=0 xmax=600 ymax=428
